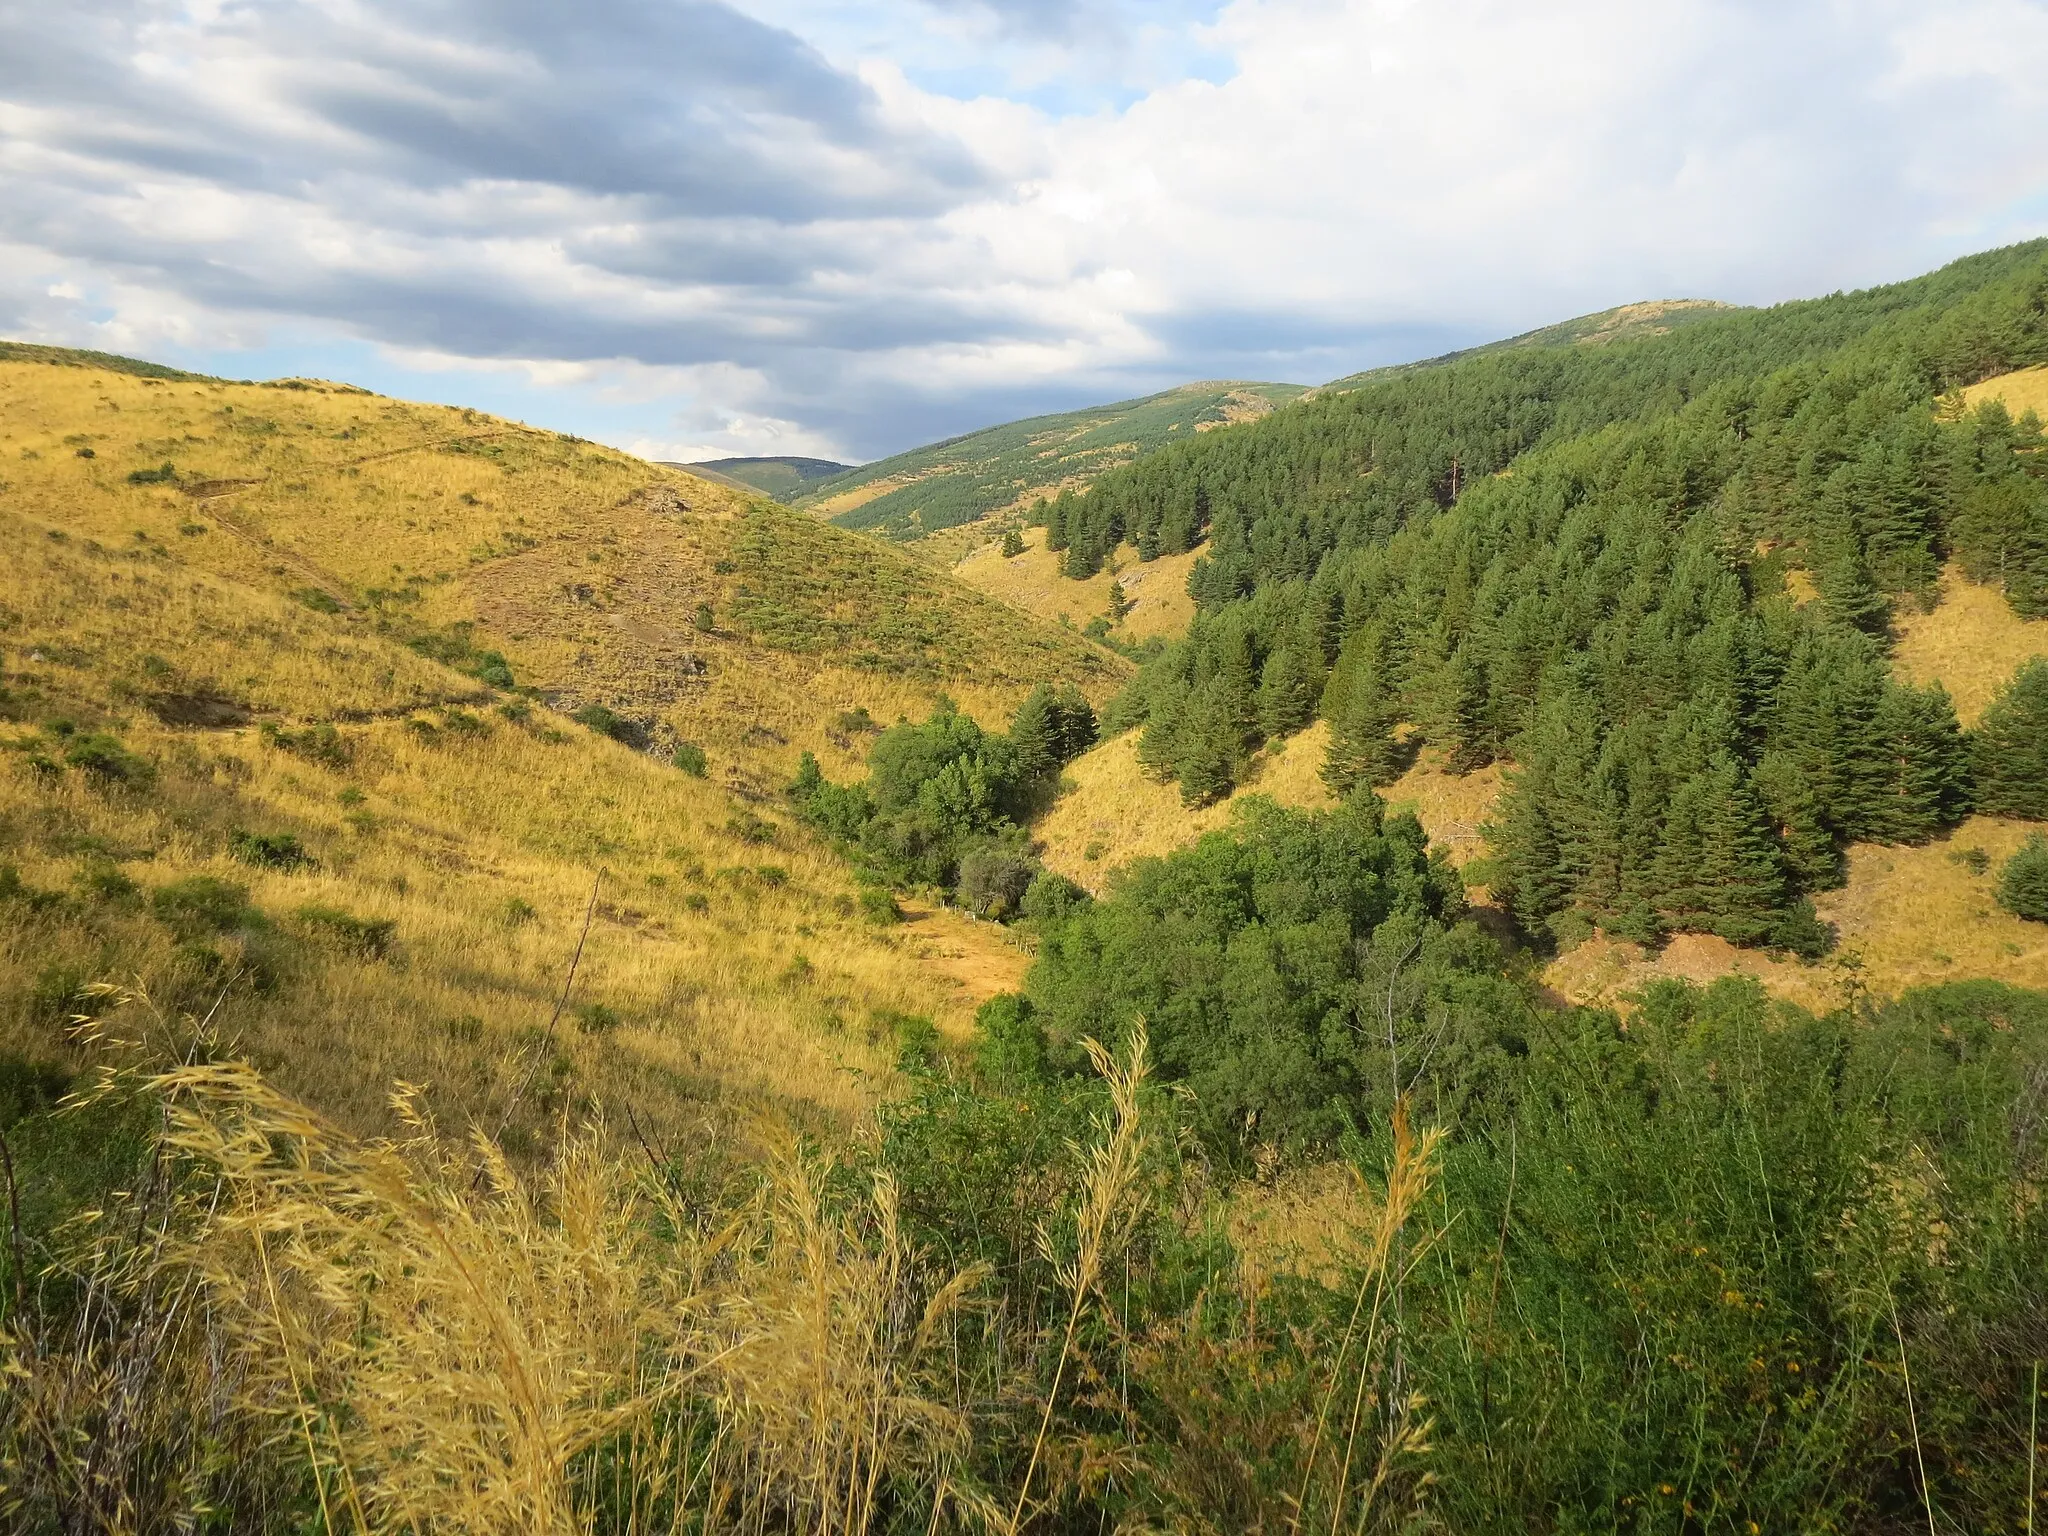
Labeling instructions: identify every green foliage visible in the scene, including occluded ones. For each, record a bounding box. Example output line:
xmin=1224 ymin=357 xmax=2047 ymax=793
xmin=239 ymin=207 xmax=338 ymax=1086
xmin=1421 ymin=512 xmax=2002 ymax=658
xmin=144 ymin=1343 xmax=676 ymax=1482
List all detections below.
xmin=402 ymin=621 xmax=516 ymax=688
xmin=1998 ymin=834 xmax=2048 ymax=921
xmin=1090 ymin=244 xmax=2048 ymax=941
xmin=791 ymin=693 xmax=1087 ymax=905
xmin=149 ymin=876 xmax=260 ymax=939
xmin=1000 ymin=525 xmax=1025 ymax=557
xmin=1022 ymin=793 xmax=1500 ymax=1157
xmin=293 ymin=903 xmax=396 ymax=958
xmin=57 ymin=731 xmax=154 ymax=787
xmin=671 ymin=741 xmax=708 ymax=777
xmin=1974 ymin=656 xmax=2048 ymax=819
xmin=125 ymin=461 xmax=176 ymax=485
xmin=572 ymin=702 xmax=641 ymax=745
xmin=229 ymin=829 xmax=313 ymax=871
xmin=291 ymin=585 xmax=343 ymax=613
xmin=260 ymin=720 xmax=352 ymax=769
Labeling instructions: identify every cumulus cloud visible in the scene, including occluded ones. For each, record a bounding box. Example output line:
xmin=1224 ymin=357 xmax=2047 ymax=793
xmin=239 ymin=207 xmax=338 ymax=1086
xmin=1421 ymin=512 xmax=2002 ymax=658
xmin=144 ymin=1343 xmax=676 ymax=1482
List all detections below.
xmin=1 ymin=0 xmax=2045 ymax=459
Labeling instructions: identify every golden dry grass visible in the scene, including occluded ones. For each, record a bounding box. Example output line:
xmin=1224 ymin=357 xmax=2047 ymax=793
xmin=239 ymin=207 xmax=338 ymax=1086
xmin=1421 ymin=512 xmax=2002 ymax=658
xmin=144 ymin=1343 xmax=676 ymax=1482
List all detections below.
xmin=1035 ymin=724 xmax=1505 ymax=892
xmin=1035 ymin=723 xmax=1336 ymax=891
xmin=0 ymin=354 xmax=1123 ymax=1145
xmin=1890 ymin=564 xmax=2048 ymax=725
xmin=950 ymin=526 xmax=1201 ymax=644
xmin=1543 ymin=817 xmax=2048 ymax=1013
xmin=1956 ymin=363 xmax=2048 ymax=421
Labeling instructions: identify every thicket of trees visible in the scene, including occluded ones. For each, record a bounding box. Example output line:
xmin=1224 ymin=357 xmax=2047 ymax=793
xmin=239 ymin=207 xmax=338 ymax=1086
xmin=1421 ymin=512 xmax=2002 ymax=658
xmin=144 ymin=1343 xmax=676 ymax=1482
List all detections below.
xmin=1059 ymin=242 xmax=2048 ymax=949
xmin=788 ymin=685 xmax=1096 ymax=913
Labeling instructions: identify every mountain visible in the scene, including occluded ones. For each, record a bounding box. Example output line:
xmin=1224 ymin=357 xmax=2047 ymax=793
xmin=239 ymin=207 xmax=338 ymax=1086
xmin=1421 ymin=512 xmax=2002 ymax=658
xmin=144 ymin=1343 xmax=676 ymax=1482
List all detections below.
xmin=675 ymin=454 xmax=854 ymax=501
xmin=0 ymin=343 xmax=1121 ymax=1150
xmin=793 ymin=379 xmax=1306 ymax=542
xmin=1319 ymin=297 xmax=1744 ymax=390
xmin=10 ymin=258 xmax=2048 ymax=1536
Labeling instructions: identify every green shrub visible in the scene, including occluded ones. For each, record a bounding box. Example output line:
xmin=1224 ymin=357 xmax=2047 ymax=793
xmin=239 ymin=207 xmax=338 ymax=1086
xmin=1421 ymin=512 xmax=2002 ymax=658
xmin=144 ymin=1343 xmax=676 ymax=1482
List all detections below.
xmin=572 ymin=703 xmax=640 ymax=744
xmin=672 ymin=742 xmax=707 ymax=777
xmin=61 ymin=732 xmax=154 ymax=787
xmin=73 ymin=859 xmax=140 ymax=909
xmin=573 ymin=1003 xmax=620 ymax=1034
xmin=150 ymin=876 xmax=259 ymax=938
xmin=857 ymin=886 xmax=899 ymax=925
xmin=291 ymin=586 xmax=343 ymax=613
xmin=229 ymin=830 xmax=313 ymax=871
xmin=0 ymin=865 xmax=67 ymax=917
xmin=260 ymin=721 xmax=352 ymax=769
xmin=294 ymin=904 xmax=396 ymax=959
xmin=1998 ymin=834 xmax=2048 ymax=922
xmin=125 ymin=461 xmax=175 ymax=485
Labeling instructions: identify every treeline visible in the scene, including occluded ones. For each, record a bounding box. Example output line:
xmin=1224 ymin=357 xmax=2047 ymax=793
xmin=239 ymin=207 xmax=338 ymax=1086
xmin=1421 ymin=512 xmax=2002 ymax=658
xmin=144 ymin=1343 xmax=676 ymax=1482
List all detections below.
xmin=788 ymin=685 xmax=1096 ymax=915
xmin=1068 ymin=242 xmax=2048 ymax=948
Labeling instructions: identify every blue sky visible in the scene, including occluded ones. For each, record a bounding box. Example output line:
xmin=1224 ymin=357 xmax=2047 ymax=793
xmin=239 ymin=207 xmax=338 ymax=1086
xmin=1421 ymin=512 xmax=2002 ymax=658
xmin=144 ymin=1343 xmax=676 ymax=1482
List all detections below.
xmin=4 ymin=0 xmax=2047 ymax=464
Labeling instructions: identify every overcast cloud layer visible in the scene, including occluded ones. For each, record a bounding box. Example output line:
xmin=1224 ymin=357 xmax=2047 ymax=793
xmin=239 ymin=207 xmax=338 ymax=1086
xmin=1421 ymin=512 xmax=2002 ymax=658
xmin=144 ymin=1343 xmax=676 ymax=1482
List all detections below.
xmin=3 ymin=0 xmax=2046 ymax=462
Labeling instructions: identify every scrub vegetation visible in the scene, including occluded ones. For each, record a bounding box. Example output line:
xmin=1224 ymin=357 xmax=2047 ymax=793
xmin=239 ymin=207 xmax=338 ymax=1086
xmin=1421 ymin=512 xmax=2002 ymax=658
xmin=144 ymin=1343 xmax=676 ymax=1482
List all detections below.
xmin=6 ymin=251 xmax=2048 ymax=1534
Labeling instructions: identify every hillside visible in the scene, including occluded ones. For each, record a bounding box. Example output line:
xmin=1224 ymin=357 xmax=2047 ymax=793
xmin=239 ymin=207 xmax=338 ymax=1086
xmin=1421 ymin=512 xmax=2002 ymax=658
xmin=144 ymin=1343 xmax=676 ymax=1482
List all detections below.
xmin=0 ymin=347 xmax=1116 ymax=1150
xmin=12 ymin=265 xmax=2048 ymax=1536
xmin=794 ymin=379 xmax=1304 ymax=541
xmin=1320 ymin=297 xmax=1744 ymax=390
xmin=676 ymin=454 xmax=852 ymax=501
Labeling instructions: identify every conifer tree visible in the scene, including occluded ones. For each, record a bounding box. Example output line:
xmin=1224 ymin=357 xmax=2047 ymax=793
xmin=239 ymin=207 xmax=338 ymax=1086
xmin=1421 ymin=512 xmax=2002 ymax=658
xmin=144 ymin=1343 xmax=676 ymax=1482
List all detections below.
xmin=1442 ymin=648 xmax=1494 ymax=773
xmin=1257 ymin=641 xmax=1318 ymax=740
xmin=1653 ymin=756 xmax=1786 ymax=945
xmin=1321 ymin=661 xmax=1402 ymax=794
xmin=1871 ymin=680 xmax=1973 ymax=842
xmin=1000 ymin=525 xmax=1025 ymax=557
xmin=1175 ymin=687 xmax=1237 ymax=805
xmin=1999 ymin=833 xmax=2048 ymax=922
xmin=1050 ymin=683 xmax=1098 ymax=762
xmin=1008 ymin=685 xmax=1059 ymax=783
xmin=1974 ymin=658 xmax=2048 ymax=819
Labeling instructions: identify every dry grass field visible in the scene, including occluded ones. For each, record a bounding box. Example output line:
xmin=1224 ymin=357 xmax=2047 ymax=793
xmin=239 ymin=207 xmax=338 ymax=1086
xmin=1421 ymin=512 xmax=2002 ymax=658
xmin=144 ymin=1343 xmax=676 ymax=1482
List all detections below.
xmin=1891 ymin=563 xmax=2048 ymax=724
xmin=951 ymin=525 xmax=1201 ymax=645
xmin=1956 ymin=361 xmax=2048 ymax=420
xmin=1035 ymin=721 xmax=1508 ymax=892
xmin=0 ymin=352 xmax=1118 ymax=1146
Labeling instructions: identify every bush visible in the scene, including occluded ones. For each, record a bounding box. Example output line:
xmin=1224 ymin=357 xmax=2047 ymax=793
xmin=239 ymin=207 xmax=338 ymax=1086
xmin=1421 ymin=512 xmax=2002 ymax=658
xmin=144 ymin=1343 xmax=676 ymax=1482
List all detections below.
xmin=291 ymin=586 xmax=343 ymax=614
xmin=857 ymin=886 xmax=900 ymax=925
xmin=572 ymin=703 xmax=640 ymax=745
xmin=125 ymin=461 xmax=176 ymax=484
xmin=294 ymin=904 xmax=396 ymax=959
xmin=673 ymin=742 xmax=707 ymax=777
xmin=260 ymin=721 xmax=352 ymax=769
xmin=574 ymin=1003 xmax=620 ymax=1034
xmin=957 ymin=839 xmax=1037 ymax=919
xmin=61 ymin=732 xmax=154 ymax=787
xmin=1998 ymin=834 xmax=2048 ymax=922
xmin=229 ymin=830 xmax=313 ymax=871
xmin=73 ymin=859 xmax=140 ymax=909
xmin=150 ymin=876 xmax=259 ymax=938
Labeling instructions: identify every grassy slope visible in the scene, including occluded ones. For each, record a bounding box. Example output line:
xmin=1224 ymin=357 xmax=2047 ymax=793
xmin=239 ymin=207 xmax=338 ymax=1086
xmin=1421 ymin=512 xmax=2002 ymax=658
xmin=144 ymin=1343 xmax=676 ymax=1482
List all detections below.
xmin=1319 ymin=298 xmax=1744 ymax=391
xmin=949 ymin=524 xmax=1201 ymax=644
xmin=0 ymin=350 xmax=1114 ymax=1145
xmin=679 ymin=456 xmax=852 ymax=502
xmin=796 ymin=380 xmax=1305 ymax=539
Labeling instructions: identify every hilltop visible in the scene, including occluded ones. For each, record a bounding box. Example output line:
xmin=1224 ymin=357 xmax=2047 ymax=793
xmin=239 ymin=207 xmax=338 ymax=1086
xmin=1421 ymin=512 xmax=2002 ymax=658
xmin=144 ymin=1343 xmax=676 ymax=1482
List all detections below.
xmin=794 ymin=379 xmax=1304 ymax=542
xmin=673 ymin=454 xmax=853 ymax=501
xmin=0 ymin=345 xmax=1119 ymax=1149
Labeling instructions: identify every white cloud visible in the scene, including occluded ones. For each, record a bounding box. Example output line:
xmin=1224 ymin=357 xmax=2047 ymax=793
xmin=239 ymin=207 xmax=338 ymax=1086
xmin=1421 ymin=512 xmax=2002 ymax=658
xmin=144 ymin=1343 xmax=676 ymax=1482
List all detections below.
xmin=1 ymin=0 xmax=2045 ymax=460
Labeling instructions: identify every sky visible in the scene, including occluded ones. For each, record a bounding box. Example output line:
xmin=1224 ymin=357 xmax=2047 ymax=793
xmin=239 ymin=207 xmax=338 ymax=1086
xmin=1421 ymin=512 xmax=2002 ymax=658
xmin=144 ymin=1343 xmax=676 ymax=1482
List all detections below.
xmin=3 ymin=1 xmax=2047 ymax=465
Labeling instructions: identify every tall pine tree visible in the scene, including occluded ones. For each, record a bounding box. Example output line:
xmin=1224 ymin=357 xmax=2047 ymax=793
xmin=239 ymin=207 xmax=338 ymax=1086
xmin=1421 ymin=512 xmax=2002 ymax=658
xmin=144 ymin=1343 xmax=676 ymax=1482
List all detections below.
xmin=1975 ymin=658 xmax=2048 ymax=819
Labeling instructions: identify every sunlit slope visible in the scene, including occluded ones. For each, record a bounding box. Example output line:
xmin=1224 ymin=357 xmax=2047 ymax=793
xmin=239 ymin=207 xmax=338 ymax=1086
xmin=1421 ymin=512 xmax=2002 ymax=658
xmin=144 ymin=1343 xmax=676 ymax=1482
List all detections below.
xmin=796 ymin=380 xmax=1305 ymax=541
xmin=1320 ymin=299 xmax=1743 ymax=391
xmin=677 ymin=455 xmax=851 ymax=501
xmin=949 ymin=525 xmax=1202 ymax=644
xmin=0 ymin=349 xmax=1115 ymax=1147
